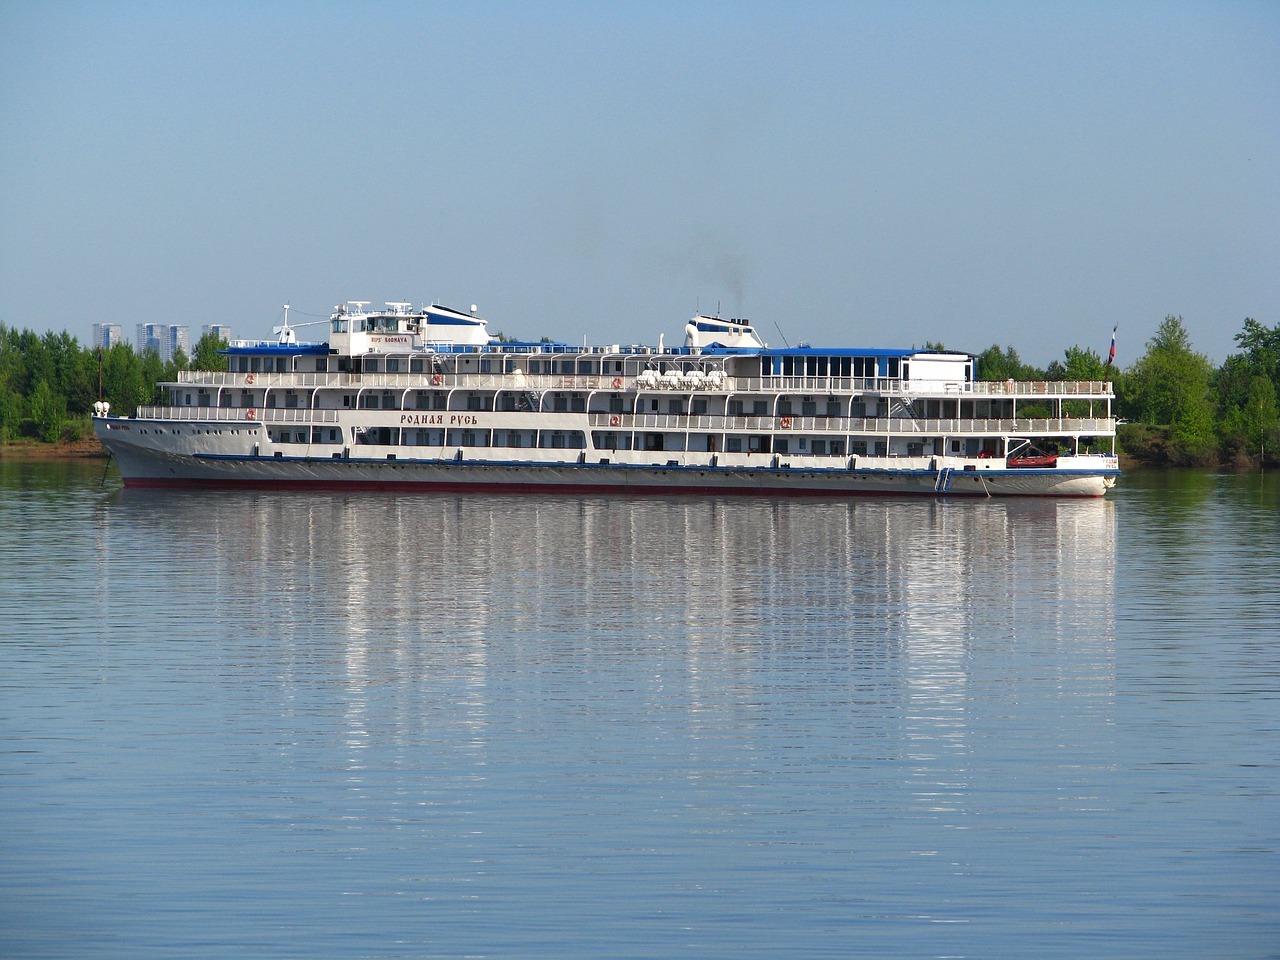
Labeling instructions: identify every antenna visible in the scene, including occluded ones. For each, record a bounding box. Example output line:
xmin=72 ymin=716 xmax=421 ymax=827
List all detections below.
xmin=773 ymin=321 xmax=791 ymax=348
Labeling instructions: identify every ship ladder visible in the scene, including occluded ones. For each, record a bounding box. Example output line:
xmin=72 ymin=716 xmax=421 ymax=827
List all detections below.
xmin=934 ymin=466 xmax=953 ymax=493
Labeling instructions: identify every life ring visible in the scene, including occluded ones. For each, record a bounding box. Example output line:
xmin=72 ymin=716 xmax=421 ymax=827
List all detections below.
xmin=245 ymin=408 xmax=256 ymax=420
xmin=245 ymin=373 xmax=256 ymax=385
xmin=612 ymin=377 xmax=623 ymax=389
xmin=779 ymin=416 xmax=793 ymax=429
xmin=432 ymin=374 xmax=443 ymax=386
xmin=610 ymin=415 xmax=621 ymax=427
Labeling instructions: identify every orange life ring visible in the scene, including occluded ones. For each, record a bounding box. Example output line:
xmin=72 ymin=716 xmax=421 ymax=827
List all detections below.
xmin=779 ymin=416 xmax=793 ymax=429
xmin=612 ymin=377 xmax=623 ymax=389
xmin=432 ymin=374 xmax=443 ymax=386
xmin=245 ymin=408 xmax=256 ymax=420
xmin=245 ymin=373 xmax=256 ymax=385
xmin=610 ymin=415 xmax=621 ymax=427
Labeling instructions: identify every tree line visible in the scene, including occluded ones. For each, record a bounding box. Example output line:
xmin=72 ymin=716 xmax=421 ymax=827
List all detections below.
xmin=1 ymin=317 xmax=1277 ymax=465
xmin=972 ymin=316 xmax=1279 ymax=466
xmin=0 ymin=328 xmax=226 ymax=444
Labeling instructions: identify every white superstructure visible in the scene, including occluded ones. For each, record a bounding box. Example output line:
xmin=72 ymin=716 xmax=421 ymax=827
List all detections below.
xmin=93 ymin=300 xmax=1120 ymax=497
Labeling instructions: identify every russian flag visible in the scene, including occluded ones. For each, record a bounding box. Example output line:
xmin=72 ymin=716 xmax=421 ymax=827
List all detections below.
xmin=1106 ymin=325 xmax=1117 ymax=368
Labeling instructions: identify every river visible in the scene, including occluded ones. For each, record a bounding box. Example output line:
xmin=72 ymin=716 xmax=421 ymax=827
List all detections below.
xmin=1 ymin=461 xmax=1276 ymax=959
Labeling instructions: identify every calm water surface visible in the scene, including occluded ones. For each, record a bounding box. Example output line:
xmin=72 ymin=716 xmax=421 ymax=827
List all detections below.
xmin=1 ymin=461 xmax=1277 ymax=959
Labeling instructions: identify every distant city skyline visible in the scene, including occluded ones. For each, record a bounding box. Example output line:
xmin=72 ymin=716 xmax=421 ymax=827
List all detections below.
xmin=3 ymin=2 xmax=1276 ymax=367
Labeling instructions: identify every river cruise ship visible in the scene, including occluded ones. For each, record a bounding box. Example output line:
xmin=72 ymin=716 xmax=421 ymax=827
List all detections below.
xmin=93 ymin=301 xmax=1119 ymax=497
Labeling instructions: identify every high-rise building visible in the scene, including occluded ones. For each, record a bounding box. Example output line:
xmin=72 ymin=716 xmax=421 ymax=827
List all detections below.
xmin=136 ymin=323 xmax=162 ymax=356
xmin=91 ymin=323 xmax=122 ymax=350
xmin=201 ymin=324 xmax=233 ymax=343
xmin=135 ymin=323 xmax=190 ymax=363
xmin=166 ymin=325 xmax=190 ymax=363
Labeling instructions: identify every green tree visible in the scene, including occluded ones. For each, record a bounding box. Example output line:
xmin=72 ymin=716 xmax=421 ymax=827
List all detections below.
xmin=28 ymin=378 xmax=66 ymax=442
xmin=1122 ymin=316 xmax=1218 ymax=464
xmin=0 ymin=385 xmax=22 ymax=443
xmin=974 ymin=344 xmax=1043 ymax=381
xmin=190 ymin=331 xmax=228 ymax=371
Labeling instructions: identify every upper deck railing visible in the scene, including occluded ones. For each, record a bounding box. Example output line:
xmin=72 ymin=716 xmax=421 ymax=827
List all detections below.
xmin=175 ymin=368 xmax=1114 ymax=398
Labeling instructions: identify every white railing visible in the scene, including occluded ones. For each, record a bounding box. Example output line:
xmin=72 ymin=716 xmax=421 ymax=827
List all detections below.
xmin=588 ymin=413 xmax=1114 ymax=434
xmin=134 ymin=406 xmax=340 ymax=424
xmin=174 ymin=368 xmax=1114 ymax=400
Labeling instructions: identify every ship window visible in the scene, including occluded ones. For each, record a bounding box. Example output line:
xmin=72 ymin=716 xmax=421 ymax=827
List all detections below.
xmin=386 ymin=358 xmax=400 ymax=373
xmin=692 ymin=398 xmax=707 ymax=415
xmin=554 ymin=395 xmax=568 ymax=412
xmin=727 ymin=437 xmax=742 ymax=452
xmin=365 ymin=358 xmax=380 ymax=372
xmin=285 ymin=392 xmax=298 ymax=408
xmin=250 ymin=357 xmax=262 ymax=373
xmin=827 ymin=401 xmax=841 ymax=417
xmin=571 ymin=396 xmax=586 ymax=413
xmin=669 ymin=399 xmax=684 ymax=415
xmin=729 ymin=399 xmax=743 ymax=416
xmin=753 ymin=400 xmax=768 ymax=416
xmin=812 ymin=439 xmax=827 ymax=455
xmin=802 ymin=401 xmax=816 ymax=416
xmin=775 ymin=439 xmax=789 ymax=454
xmin=778 ymin=400 xmax=792 ymax=415
xmin=468 ymin=395 xmax=482 ymax=411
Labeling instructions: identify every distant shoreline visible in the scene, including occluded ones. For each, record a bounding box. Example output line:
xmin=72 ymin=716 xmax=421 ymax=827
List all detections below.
xmin=0 ymin=438 xmax=107 ymax=461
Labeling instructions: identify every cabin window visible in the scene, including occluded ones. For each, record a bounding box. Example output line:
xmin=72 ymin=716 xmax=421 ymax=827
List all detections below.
xmin=410 ymin=359 xmax=423 ymax=373
xmin=775 ymin=439 xmax=789 ymax=454
xmin=692 ymin=398 xmax=707 ymax=415
xmin=753 ymin=400 xmax=768 ymax=416
xmin=285 ymin=392 xmax=298 ymax=408
xmin=812 ymin=439 xmax=827 ymax=455
xmin=386 ymin=358 xmax=400 ymax=373
xmin=184 ymin=393 xmax=192 ymax=405
xmin=669 ymin=399 xmax=684 ymax=415
xmin=277 ymin=358 xmax=289 ymax=372
xmin=778 ymin=400 xmax=792 ymax=416
xmin=554 ymin=395 xmax=568 ymax=412
xmin=250 ymin=357 xmax=262 ymax=373
xmin=827 ymin=401 xmax=841 ymax=417
xmin=316 ymin=357 xmax=328 ymax=372
xmin=571 ymin=396 xmax=586 ymax=413
xmin=365 ymin=358 xmax=380 ymax=372
xmin=729 ymin=399 xmax=743 ymax=416
xmin=433 ymin=392 xmax=447 ymax=410
xmin=802 ymin=400 xmax=817 ymax=416
xmin=727 ymin=437 xmax=742 ymax=452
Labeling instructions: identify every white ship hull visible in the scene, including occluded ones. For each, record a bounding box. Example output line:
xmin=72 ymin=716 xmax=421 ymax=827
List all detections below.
xmin=93 ymin=300 xmax=1120 ymax=499
xmin=96 ymin=418 xmax=1117 ymax=498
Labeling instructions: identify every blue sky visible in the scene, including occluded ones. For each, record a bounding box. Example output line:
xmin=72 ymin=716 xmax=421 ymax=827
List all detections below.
xmin=2 ymin=0 xmax=1276 ymax=366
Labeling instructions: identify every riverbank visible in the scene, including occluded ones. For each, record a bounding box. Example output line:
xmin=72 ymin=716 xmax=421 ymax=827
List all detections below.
xmin=0 ymin=438 xmax=106 ymax=460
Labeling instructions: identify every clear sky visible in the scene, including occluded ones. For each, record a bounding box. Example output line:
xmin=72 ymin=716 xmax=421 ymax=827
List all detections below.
xmin=2 ymin=0 xmax=1276 ymax=366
